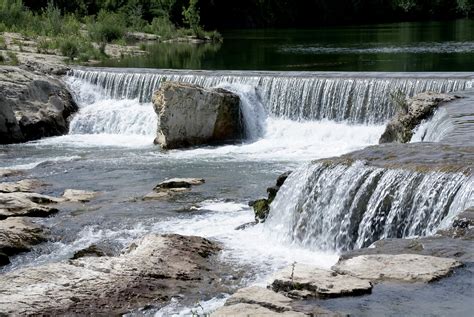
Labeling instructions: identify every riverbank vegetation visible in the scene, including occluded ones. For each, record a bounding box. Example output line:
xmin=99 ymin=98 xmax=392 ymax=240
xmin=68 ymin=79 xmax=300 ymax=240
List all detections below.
xmin=0 ymin=0 xmax=221 ymax=64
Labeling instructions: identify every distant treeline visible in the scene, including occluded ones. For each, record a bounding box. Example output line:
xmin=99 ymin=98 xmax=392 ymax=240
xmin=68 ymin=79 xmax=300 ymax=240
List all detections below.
xmin=19 ymin=0 xmax=474 ymax=29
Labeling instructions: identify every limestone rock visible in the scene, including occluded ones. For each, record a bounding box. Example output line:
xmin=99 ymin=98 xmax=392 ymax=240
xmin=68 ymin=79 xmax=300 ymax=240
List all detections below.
xmin=0 ymin=66 xmax=78 ymax=144
xmin=0 ymin=179 xmax=45 ymax=193
xmin=71 ymin=244 xmax=111 ymax=260
xmin=0 ymin=234 xmax=221 ymax=315
xmin=270 ymin=263 xmax=372 ymax=298
xmin=153 ymin=81 xmax=243 ymax=149
xmin=0 ymin=192 xmax=60 ymax=219
xmin=144 ymin=178 xmax=205 ymax=201
xmin=212 ymin=303 xmax=307 ymax=317
xmin=333 ymin=254 xmax=463 ymax=283
xmin=379 ymin=92 xmax=458 ymax=144
xmin=62 ymin=189 xmax=98 ymax=203
xmin=0 ymin=169 xmax=25 ymax=178
xmin=225 ymin=286 xmax=293 ymax=312
xmin=154 ymin=178 xmax=205 ymax=189
xmin=0 ymin=217 xmax=46 ymax=258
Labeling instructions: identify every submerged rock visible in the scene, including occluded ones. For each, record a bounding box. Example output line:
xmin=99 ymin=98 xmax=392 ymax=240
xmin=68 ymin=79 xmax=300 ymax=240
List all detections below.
xmin=270 ymin=263 xmax=372 ymax=299
xmin=62 ymin=189 xmax=98 ymax=203
xmin=71 ymin=244 xmax=111 ymax=260
xmin=0 ymin=192 xmax=60 ymax=219
xmin=0 ymin=234 xmax=221 ymax=315
xmin=144 ymin=178 xmax=205 ymax=201
xmin=152 ymin=81 xmax=243 ymax=149
xmin=0 ymin=66 xmax=78 ymax=144
xmin=333 ymin=254 xmax=462 ymax=283
xmin=379 ymin=92 xmax=458 ymax=144
xmin=0 ymin=169 xmax=25 ymax=178
xmin=0 ymin=217 xmax=46 ymax=261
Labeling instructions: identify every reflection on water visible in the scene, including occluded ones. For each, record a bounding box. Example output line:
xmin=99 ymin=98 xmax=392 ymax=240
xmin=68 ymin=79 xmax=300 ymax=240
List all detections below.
xmin=100 ymin=19 xmax=474 ymax=72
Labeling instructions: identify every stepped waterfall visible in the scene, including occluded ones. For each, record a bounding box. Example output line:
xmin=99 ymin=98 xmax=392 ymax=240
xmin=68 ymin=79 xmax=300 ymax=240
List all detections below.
xmin=65 ymin=68 xmax=473 ymax=252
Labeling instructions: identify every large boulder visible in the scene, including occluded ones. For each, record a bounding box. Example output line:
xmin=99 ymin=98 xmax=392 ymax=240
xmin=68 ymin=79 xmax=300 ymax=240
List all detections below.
xmin=379 ymin=92 xmax=458 ymax=144
xmin=0 ymin=234 xmax=221 ymax=315
xmin=0 ymin=66 xmax=78 ymax=144
xmin=152 ymin=81 xmax=243 ymax=149
xmin=0 ymin=217 xmax=47 ymax=259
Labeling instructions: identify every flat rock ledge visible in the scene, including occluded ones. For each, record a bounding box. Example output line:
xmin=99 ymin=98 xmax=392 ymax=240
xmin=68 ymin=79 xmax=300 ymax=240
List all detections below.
xmin=62 ymin=189 xmax=98 ymax=203
xmin=0 ymin=179 xmax=45 ymax=193
xmin=153 ymin=81 xmax=243 ymax=149
xmin=0 ymin=234 xmax=221 ymax=315
xmin=271 ymin=263 xmax=372 ymax=299
xmin=379 ymin=92 xmax=458 ymax=144
xmin=143 ymin=178 xmax=205 ymax=201
xmin=0 ymin=192 xmax=60 ymax=219
xmin=333 ymin=254 xmax=462 ymax=283
xmin=212 ymin=286 xmax=338 ymax=316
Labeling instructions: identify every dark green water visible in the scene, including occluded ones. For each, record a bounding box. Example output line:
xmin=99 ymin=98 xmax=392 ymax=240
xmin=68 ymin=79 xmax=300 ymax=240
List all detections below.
xmin=101 ymin=19 xmax=474 ymax=72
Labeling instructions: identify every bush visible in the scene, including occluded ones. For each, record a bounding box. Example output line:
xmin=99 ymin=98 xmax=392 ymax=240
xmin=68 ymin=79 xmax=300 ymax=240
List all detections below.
xmin=58 ymin=37 xmax=79 ymax=60
xmin=88 ymin=10 xmax=126 ymax=43
xmin=42 ymin=1 xmax=62 ymax=36
xmin=146 ymin=16 xmax=176 ymax=39
xmin=0 ymin=0 xmax=26 ymax=29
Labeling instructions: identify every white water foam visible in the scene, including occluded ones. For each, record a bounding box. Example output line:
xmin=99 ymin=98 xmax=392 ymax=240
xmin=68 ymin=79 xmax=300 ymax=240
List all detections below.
xmin=0 ymin=155 xmax=83 ymax=170
xmin=154 ymin=295 xmax=229 ymax=317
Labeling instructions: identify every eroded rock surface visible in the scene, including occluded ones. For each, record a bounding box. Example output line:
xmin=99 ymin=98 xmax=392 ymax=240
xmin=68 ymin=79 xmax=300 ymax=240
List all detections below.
xmin=0 ymin=66 xmax=78 ymax=144
xmin=0 ymin=179 xmax=45 ymax=193
xmin=0 ymin=192 xmax=60 ymax=219
xmin=380 ymin=92 xmax=458 ymax=144
xmin=144 ymin=178 xmax=205 ymax=201
xmin=333 ymin=254 xmax=462 ymax=283
xmin=270 ymin=263 xmax=372 ymax=298
xmin=212 ymin=303 xmax=308 ymax=317
xmin=0 ymin=234 xmax=221 ymax=315
xmin=0 ymin=217 xmax=46 ymax=257
xmin=153 ymin=81 xmax=243 ymax=149
xmin=62 ymin=189 xmax=98 ymax=203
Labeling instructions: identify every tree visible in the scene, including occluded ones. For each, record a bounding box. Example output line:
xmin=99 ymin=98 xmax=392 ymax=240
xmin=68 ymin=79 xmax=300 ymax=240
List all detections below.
xmin=457 ymin=0 xmax=474 ymax=16
xmin=182 ymin=0 xmax=200 ymax=35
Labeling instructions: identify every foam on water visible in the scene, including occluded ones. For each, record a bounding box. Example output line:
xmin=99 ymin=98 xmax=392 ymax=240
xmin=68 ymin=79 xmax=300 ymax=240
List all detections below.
xmin=154 ymin=295 xmax=229 ymax=317
xmin=0 ymin=155 xmax=83 ymax=170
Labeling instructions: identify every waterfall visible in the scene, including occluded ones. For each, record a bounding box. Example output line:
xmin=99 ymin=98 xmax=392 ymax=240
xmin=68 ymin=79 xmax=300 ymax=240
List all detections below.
xmin=67 ymin=69 xmax=474 ymax=124
xmin=266 ymin=161 xmax=472 ymax=252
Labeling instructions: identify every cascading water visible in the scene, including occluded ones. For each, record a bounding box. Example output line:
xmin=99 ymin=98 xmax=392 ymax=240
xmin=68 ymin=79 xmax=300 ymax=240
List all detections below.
xmin=266 ymin=161 xmax=473 ymax=252
xmin=67 ymin=69 xmax=474 ymax=124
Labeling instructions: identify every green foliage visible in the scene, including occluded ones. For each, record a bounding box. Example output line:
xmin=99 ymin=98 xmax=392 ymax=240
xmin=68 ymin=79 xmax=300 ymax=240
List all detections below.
xmin=457 ymin=0 xmax=474 ymax=16
xmin=42 ymin=1 xmax=62 ymax=35
xmin=182 ymin=0 xmax=201 ymax=36
xmin=88 ymin=10 xmax=127 ymax=43
xmin=7 ymin=50 xmax=19 ymax=65
xmin=0 ymin=0 xmax=26 ymax=29
xmin=0 ymin=36 xmax=6 ymax=49
xmin=146 ymin=16 xmax=176 ymax=38
xmin=58 ymin=36 xmax=79 ymax=60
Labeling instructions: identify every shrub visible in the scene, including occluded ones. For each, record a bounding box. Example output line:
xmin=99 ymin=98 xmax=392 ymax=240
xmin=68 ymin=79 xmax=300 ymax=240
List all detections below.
xmin=146 ymin=16 xmax=176 ymax=39
xmin=7 ymin=50 xmax=19 ymax=65
xmin=0 ymin=0 xmax=26 ymax=29
xmin=58 ymin=37 xmax=79 ymax=61
xmin=182 ymin=0 xmax=201 ymax=36
xmin=42 ymin=1 xmax=62 ymax=36
xmin=88 ymin=10 xmax=126 ymax=43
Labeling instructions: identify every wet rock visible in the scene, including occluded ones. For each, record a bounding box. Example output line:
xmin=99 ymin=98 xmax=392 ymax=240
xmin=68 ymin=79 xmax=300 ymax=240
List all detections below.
xmin=333 ymin=254 xmax=462 ymax=283
xmin=380 ymin=92 xmax=458 ymax=144
xmin=0 ymin=192 xmax=60 ymax=219
xmin=0 ymin=234 xmax=221 ymax=315
xmin=235 ymin=221 xmax=257 ymax=230
xmin=251 ymin=171 xmax=292 ymax=222
xmin=212 ymin=303 xmax=308 ymax=316
xmin=250 ymin=199 xmax=270 ymax=223
xmin=0 ymin=217 xmax=46 ymax=259
xmin=152 ymin=81 xmax=243 ymax=149
xmin=62 ymin=189 xmax=98 ymax=203
xmin=0 ymin=252 xmax=9 ymax=266
xmin=0 ymin=169 xmax=25 ymax=178
xmin=0 ymin=179 xmax=45 ymax=193
xmin=144 ymin=178 xmax=205 ymax=201
xmin=71 ymin=244 xmax=111 ymax=260
xmin=438 ymin=207 xmax=474 ymax=239
xmin=0 ymin=66 xmax=78 ymax=144
xmin=225 ymin=286 xmax=294 ymax=312
xmin=276 ymin=171 xmax=293 ymax=187
xmin=270 ymin=263 xmax=372 ymax=298
xmin=154 ymin=178 xmax=205 ymax=190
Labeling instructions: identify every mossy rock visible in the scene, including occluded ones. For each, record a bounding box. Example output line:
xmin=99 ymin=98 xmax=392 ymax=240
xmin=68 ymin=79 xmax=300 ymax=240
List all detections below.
xmin=252 ymin=199 xmax=270 ymax=223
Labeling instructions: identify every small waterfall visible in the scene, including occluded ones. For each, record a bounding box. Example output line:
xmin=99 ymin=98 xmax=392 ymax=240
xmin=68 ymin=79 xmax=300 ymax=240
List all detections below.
xmin=266 ymin=161 xmax=472 ymax=252
xmin=67 ymin=69 xmax=474 ymax=124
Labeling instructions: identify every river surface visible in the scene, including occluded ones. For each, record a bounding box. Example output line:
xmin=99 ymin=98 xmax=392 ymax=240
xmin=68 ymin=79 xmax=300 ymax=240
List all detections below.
xmin=2 ymin=21 xmax=474 ymax=315
xmin=101 ymin=19 xmax=474 ymax=71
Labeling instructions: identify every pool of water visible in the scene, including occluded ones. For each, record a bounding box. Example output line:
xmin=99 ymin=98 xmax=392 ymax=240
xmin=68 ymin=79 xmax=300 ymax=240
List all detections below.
xmin=101 ymin=19 xmax=474 ymax=71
